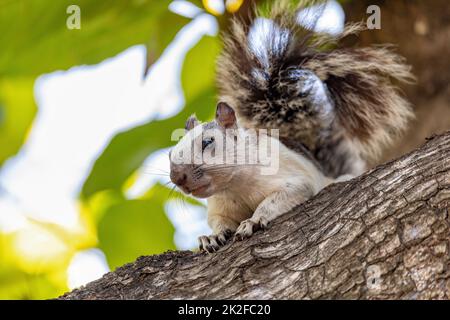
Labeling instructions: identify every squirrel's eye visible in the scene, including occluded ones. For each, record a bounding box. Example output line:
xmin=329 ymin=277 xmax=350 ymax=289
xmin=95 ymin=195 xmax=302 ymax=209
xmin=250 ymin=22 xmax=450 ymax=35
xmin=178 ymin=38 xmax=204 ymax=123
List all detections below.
xmin=202 ymin=137 xmax=215 ymax=151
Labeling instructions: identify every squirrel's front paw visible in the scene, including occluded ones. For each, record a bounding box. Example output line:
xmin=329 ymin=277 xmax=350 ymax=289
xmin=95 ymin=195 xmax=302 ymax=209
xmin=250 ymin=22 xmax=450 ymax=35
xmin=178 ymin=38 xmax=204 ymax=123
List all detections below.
xmin=198 ymin=229 xmax=233 ymax=253
xmin=234 ymin=217 xmax=269 ymax=241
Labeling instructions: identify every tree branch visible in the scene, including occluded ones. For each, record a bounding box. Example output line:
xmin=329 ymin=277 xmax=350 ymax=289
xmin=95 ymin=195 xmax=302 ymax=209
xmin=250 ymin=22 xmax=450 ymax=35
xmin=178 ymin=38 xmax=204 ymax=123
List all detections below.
xmin=60 ymin=131 xmax=450 ymax=299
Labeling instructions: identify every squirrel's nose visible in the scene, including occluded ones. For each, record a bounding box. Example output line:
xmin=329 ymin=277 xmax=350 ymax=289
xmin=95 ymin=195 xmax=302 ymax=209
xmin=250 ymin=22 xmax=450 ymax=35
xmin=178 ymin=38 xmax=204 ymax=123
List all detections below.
xmin=170 ymin=169 xmax=187 ymax=187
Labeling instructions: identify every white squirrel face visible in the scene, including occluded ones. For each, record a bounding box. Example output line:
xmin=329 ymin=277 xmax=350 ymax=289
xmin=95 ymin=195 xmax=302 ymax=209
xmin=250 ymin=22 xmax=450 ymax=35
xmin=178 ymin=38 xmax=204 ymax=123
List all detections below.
xmin=169 ymin=103 xmax=240 ymax=198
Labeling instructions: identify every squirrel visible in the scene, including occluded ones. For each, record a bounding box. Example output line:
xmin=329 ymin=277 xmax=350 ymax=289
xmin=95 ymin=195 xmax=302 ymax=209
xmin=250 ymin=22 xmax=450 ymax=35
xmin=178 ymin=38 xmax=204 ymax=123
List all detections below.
xmin=169 ymin=1 xmax=413 ymax=253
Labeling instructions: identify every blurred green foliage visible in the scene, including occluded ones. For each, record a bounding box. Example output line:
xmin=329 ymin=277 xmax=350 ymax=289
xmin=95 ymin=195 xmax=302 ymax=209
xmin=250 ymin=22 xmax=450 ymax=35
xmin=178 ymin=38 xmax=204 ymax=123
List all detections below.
xmin=0 ymin=0 xmax=188 ymax=76
xmin=0 ymin=0 xmax=246 ymax=299
xmin=82 ymin=34 xmax=220 ymax=197
xmin=0 ymin=77 xmax=37 ymax=165
xmin=97 ymin=191 xmax=176 ymax=270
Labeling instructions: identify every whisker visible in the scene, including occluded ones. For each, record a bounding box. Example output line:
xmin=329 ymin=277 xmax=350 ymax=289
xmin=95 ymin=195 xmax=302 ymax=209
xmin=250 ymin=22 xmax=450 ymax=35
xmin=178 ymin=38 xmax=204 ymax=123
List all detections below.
xmin=200 ymin=164 xmax=265 ymax=173
xmin=142 ymin=165 xmax=170 ymax=174
xmin=177 ymin=194 xmax=188 ymax=216
xmin=142 ymin=171 xmax=170 ymax=177
xmin=199 ymin=163 xmax=264 ymax=170
xmin=180 ymin=196 xmax=189 ymax=216
xmin=172 ymin=190 xmax=186 ymax=216
xmin=167 ymin=185 xmax=177 ymax=200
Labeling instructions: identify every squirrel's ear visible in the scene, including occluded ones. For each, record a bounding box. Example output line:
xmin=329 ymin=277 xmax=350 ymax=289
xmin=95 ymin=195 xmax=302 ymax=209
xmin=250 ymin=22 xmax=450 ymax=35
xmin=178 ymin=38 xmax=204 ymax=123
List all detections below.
xmin=185 ymin=114 xmax=199 ymax=131
xmin=215 ymin=102 xmax=236 ymax=129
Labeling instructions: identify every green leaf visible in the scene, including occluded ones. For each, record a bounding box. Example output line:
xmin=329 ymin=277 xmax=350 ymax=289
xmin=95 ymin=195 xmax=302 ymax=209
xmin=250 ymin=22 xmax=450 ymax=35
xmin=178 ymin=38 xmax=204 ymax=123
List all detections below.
xmin=0 ymin=1 xmax=190 ymax=166
xmin=0 ymin=0 xmax=189 ymax=76
xmin=0 ymin=233 xmax=68 ymax=299
xmin=82 ymin=34 xmax=221 ymax=198
xmin=0 ymin=77 xmax=37 ymax=166
xmin=0 ymin=268 xmax=65 ymax=300
xmin=97 ymin=184 xmax=177 ymax=269
xmin=145 ymin=10 xmax=190 ymax=76
xmin=180 ymin=32 xmax=220 ymax=101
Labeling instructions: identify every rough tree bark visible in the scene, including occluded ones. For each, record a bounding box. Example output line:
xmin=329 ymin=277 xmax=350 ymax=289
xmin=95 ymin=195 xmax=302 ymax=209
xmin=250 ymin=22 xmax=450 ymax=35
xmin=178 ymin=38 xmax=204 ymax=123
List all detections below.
xmin=60 ymin=131 xmax=450 ymax=300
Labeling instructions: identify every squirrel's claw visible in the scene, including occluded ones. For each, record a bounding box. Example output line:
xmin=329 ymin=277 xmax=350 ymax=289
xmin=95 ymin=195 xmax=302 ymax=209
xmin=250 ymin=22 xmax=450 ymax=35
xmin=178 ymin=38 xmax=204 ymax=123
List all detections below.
xmin=198 ymin=230 xmax=233 ymax=253
xmin=234 ymin=217 xmax=269 ymax=241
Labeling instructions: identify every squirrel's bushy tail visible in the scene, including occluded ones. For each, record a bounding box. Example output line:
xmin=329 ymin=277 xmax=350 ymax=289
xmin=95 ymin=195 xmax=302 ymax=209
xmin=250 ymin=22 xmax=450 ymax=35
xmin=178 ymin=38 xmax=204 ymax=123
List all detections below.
xmin=217 ymin=0 xmax=414 ymax=165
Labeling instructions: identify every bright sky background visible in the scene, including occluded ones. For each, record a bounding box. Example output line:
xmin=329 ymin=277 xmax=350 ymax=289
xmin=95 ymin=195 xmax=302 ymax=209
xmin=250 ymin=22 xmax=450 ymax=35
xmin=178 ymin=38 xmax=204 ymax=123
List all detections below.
xmin=0 ymin=0 xmax=344 ymax=290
